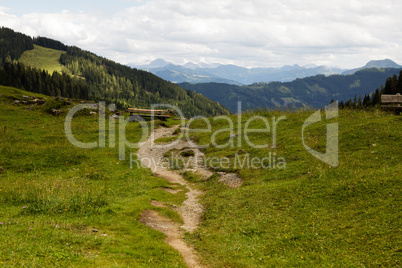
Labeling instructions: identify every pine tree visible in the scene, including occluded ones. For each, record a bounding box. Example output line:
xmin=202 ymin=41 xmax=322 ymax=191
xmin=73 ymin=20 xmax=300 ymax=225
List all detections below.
xmin=372 ymin=89 xmax=381 ymax=106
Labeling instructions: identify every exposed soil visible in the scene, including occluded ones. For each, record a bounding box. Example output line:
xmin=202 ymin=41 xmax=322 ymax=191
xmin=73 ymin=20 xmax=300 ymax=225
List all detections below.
xmin=137 ymin=126 xmax=205 ymax=267
xmin=217 ymin=172 xmax=244 ymax=189
xmin=160 ymin=186 xmax=183 ymax=194
xmin=150 ymin=200 xmax=167 ymax=208
xmin=139 ymin=210 xmax=202 ymax=268
xmin=137 ymin=125 xmax=243 ymax=267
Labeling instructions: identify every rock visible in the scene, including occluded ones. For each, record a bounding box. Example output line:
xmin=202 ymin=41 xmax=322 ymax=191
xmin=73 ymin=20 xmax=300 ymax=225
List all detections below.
xmin=50 ymin=109 xmax=63 ymax=115
xmin=22 ymin=95 xmax=30 ymax=99
xmin=13 ymin=100 xmax=20 ymax=105
xmin=89 ymin=111 xmax=97 ymax=115
xmin=32 ymin=99 xmax=46 ymax=105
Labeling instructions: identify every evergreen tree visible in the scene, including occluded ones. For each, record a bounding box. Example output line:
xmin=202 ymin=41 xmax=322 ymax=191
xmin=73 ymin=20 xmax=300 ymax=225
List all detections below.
xmin=372 ymin=89 xmax=381 ymax=106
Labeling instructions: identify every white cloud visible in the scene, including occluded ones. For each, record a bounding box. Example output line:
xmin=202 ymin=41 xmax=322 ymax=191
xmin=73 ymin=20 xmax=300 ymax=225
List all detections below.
xmin=0 ymin=0 xmax=402 ymax=68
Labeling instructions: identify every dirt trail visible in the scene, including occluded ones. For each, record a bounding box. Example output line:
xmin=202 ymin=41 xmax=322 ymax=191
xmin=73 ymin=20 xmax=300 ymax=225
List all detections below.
xmin=137 ymin=126 xmax=206 ymax=267
xmin=137 ymin=125 xmax=243 ymax=267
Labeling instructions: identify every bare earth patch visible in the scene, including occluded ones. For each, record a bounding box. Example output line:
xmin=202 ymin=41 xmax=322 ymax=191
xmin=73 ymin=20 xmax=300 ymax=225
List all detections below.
xmin=217 ymin=172 xmax=243 ymax=188
xmin=139 ymin=210 xmax=202 ymax=268
xmin=160 ymin=187 xmax=183 ymax=194
xmin=137 ymin=126 xmax=206 ymax=267
xmin=150 ymin=200 xmax=167 ymax=208
xmin=137 ymin=125 xmax=242 ymax=267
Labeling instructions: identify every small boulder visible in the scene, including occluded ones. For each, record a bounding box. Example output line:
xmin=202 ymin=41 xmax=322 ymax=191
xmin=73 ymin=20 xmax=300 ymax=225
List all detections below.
xmin=50 ymin=109 xmax=63 ymax=115
xmin=33 ymin=99 xmax=46 ymax=105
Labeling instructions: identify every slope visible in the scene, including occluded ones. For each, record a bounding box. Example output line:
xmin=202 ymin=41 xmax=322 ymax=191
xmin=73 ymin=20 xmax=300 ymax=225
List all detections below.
xmin=0 ymin=27 xmax=230 ymax=117
xmin=18 ymin=44 xmax=67 ymax=73
xmin=342 ymin=59 xmax=402 ymax=75
xmin=0 ymin=85 xmax=189 ymax=267
xmin=179 ymin=68 xmax=402 ymax=112
xmin=183 ymin=108 xmax=401 ymax=267
xmin=136 ymin=60 xmax=346 ymax=85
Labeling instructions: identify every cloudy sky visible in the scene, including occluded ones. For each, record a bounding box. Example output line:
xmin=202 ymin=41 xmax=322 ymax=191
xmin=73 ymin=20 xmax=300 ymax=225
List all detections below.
xmin=1 ymin=0 xmax=401 ymax=68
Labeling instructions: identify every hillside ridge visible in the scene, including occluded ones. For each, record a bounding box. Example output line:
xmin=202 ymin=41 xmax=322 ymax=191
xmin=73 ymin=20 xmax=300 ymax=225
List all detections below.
xmin=0 ymin=27 xmax=230 ymax=117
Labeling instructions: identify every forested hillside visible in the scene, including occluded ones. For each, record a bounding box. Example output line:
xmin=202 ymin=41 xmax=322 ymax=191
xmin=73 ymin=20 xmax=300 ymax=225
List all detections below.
xmin=58 ymin=46 xmax=229 ymax=116
xmin=0 ymin=27 xmax=34 ymax=64
xmin=0 ymin=62 xmax=88 ymax=99
xmin=0 ymin=27 xmax=230 ymax=117
xmin=179 ymin=68 xmax=402 ymax=112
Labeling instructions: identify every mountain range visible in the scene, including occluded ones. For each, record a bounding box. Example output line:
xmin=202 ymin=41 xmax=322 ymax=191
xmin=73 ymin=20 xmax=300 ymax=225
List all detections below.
xmin=133 ymin=59 xmax=401 ymax=85
xmin=178 ymin=67 xmax=402 ymax=113
xmin=0 ymin=27 xmax=230 ymax=117
xmin=1 ymin=27 xmax=401 ymax=116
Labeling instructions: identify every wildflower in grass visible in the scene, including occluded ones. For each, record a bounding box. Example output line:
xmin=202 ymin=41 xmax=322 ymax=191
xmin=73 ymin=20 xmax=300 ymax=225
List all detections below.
xmin=22 ymin=206 xmax=26 ymax=209
xmin=0 ymin=222 xmax=3 ymax=225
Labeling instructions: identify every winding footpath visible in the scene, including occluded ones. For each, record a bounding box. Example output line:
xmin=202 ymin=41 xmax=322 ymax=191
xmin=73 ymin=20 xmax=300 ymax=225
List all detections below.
xmin=137 ymin=126 xmax=207 ymax=268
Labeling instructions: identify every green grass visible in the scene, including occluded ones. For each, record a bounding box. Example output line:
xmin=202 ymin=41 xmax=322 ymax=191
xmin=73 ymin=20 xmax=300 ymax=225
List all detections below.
xmin=0 ymin=85 xmax=187 ymax=267
xmin=18 ymin=44 xmax=67 ymax=73
xmin=1 ymin=84 xmax=401 ymax=267
xmin=185 ymin=108 xmax=401 ymax=267
xmin=154 ymin=136 xmax=181 ymax=144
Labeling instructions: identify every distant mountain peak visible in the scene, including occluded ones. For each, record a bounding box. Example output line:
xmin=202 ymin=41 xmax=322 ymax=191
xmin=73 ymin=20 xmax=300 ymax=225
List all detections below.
xmin=364 ymin=59 xmax=400 ymax=69
xmin=148 ymin=58 xmax=170 ymax=68
xmin=183 ymin=62 xmax=200 ymax=70
xmin=342 ymin=59 xmax=401 ymax=75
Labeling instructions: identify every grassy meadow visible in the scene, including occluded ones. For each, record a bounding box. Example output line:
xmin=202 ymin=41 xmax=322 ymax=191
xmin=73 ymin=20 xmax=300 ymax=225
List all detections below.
xmin=183 ymin=107 xmax=401 ymax=267
xmin=0 ymin=84 xmax=400 ymax=267
xmin=18 ymin=45 xmax=67 ymax=74
xmin=0 ymin=86 xmax=187 ymax=267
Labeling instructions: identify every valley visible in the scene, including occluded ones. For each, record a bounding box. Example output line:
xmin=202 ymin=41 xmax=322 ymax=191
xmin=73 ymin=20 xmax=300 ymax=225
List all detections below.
xmin=0 ymin=27 xmax=401 ymax=267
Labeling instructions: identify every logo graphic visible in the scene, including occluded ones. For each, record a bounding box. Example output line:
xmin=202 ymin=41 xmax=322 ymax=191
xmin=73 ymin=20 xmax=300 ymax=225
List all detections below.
xmin=64 ymin=101 xmax=339 ymax=169
xmin=301 ymin=101 xmax=338 ymax=167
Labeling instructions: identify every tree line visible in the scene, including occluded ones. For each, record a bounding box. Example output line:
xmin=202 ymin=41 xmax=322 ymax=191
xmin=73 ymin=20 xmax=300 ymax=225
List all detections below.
xmin=0 ymin=62 xmax=88 ymax=99
xmin=0 ymin=27 xmax=230 ymax=117
xmin=33 ymin=36 xmax=68 ymax=51
xmin=0 ymin=27 xmax=34 ymax=64
xmin=338 ymin=70 xmax=402 ymax=109
xmin=58 ymin=46 xmax=230 ymax=116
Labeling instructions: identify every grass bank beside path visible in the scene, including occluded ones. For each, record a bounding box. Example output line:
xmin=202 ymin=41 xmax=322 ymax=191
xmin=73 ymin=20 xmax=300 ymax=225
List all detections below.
xmin=0 ymin=86 xmax=187 ymax=267
xmin=185 ymin=108 xmax=401 ymax=267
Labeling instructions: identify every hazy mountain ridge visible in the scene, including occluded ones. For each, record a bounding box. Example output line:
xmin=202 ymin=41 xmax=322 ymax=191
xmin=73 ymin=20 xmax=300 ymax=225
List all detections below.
xmin=0 ymin=27 xmax=230 ymax=117
xmin=178 ymin=67 xmax=402 ymax=113
xmin=342 ymin=59 xmax=402 ymax=75
xmin=134 ymin=59 xmax=400 ymax=85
